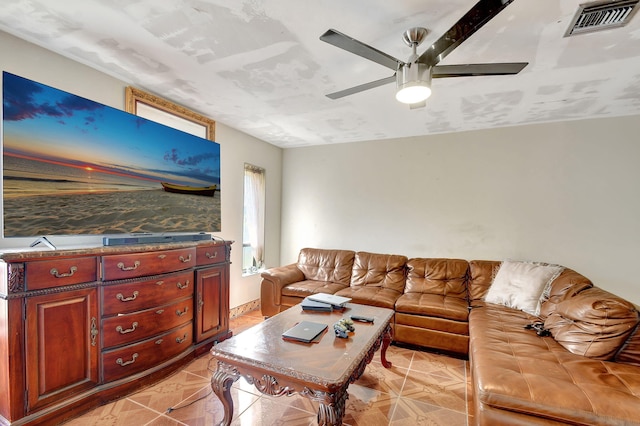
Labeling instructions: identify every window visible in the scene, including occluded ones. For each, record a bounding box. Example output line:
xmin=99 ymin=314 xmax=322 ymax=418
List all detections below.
xmin=242 ymin=164 xmax=266 ymax=275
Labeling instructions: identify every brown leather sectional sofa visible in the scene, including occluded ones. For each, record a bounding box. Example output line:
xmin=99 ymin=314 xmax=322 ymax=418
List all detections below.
xmin=260 ymin=248 xmax=640 ymax=425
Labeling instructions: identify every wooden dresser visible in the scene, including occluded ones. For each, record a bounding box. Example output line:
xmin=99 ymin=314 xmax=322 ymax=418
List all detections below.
xmin=0 ymin=239 xmax=232 ymax=426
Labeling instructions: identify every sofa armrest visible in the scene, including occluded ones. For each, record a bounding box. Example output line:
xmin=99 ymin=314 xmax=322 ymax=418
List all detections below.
xmin=260 ymin=264 xmax=305 ymax=317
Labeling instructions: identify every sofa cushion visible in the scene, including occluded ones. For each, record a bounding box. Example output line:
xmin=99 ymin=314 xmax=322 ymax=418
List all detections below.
xmin=544 ymin=287 xmax=640 ymax=359
xmin=395 ymin=293 xmax=469 ymax=322
xmin=404 ymin=258 xmax=469 ymax=299
xmin=335 ymin=287 xmax=401 ymax=310
xmin=335 ymin=251 xmax=407 ymax=309
xmin=468 ymin=260 xmax=501 ymax=304
xmin=470 ymin=303 xmax=640 ymax=425
xmin=349 ymin=251 xmax=408 ymax=292
xmin=616 ymin=324 xmax=640 ymax=367
xmin=539 ymin=267 xmax=593 ymax=318
xmin=297 ymin=248 xmax=355 ymax=285
xmin=485 ymin=260 xmax=564 ymax=316
xmin=395 ymin=311 xmax=469 ymax=335
xmin=281 ymin=280 xmax=348 ymax=298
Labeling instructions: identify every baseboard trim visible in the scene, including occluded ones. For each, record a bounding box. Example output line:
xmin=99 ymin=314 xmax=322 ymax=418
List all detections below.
xmin=230 ymin=299 xmax=261 ymax=318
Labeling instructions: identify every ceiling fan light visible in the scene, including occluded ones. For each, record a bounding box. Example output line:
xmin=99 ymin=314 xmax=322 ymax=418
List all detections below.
xmin=396 ymin=84 xmax=431 ymax=104
xmin=396 ymin=63 xmax=432 ymax=104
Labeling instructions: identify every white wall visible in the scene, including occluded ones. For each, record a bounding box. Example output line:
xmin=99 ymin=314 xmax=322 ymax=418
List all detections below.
xmin=0 ymin=31 xmax=282 ymax=309
xmin=282 ymin=116 xmax=640 ymax=304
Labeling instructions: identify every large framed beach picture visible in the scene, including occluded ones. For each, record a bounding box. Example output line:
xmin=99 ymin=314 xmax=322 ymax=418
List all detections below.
xmin=2 ymin=72 xmax=221 ymax=237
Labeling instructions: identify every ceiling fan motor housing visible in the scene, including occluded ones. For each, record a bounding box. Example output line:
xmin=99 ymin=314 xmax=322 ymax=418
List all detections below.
xmin=396 ymin=62 xmax=432 ymax=103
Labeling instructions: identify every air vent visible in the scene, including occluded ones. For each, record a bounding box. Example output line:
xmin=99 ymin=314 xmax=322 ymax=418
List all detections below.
xmin=565 ymin=0 xmax=639 ymax=36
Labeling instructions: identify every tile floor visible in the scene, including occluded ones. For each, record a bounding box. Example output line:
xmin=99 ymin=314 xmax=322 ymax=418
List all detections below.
xmin=63 ymin=310 xmax=472 ymax=425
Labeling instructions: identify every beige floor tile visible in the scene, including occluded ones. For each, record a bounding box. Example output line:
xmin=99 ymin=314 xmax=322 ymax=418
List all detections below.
xmin=407 ymin=350 xmax=467 ymax=377
xmin=230 ymin=396 xmax=317 ymax=426
xmin=62 ymin=398 xmax=164 ymax=426
xmin=391 ymin=397 xmax=467 ymax=426
xmin=352 ymin=361 xmax=408 ymax=395
xmin=342 ymin=385 xmax=399 ymax=426
xmin=371 ymin=344 xmax=416 ymax=370
xmin=165 ymin=384 xmax=260 ymax=426
xmin=128 ymin=370 xmax=212 ymax=414
xmin=229 ymin=312 xmax=264 ymax=335
xmin=400 ymin=371 xmax=467 ymax=414
xmin=145 ymin=415 xmax=190 ymax=425
xmin=182 ymin=354 xmax=216 ymax=379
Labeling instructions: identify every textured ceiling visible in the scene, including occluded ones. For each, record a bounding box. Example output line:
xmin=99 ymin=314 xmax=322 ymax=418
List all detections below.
xmin=0 ymin=0 xmax=639 ymax=148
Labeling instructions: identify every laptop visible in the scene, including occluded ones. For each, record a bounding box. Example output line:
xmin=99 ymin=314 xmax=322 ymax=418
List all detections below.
xmin=307 ymin=293 xmax=352 ymax=308
xmin=281 ymin=321 xmax=328 ymax=343
xmin=301 ymin=297 xmax=333 ymax=312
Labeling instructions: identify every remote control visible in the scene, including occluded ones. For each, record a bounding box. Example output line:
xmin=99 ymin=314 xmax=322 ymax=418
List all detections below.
xmin=350 ymin=315 xmax=374 ymax=323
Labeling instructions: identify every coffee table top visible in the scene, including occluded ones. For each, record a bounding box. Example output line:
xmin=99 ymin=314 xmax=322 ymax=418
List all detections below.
xmin=211 ymin=303 xmax=394 ymax=388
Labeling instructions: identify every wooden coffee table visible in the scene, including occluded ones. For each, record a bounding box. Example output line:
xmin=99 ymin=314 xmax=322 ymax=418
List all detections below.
xmin=210 ymin=303 xmax=394 ymax=425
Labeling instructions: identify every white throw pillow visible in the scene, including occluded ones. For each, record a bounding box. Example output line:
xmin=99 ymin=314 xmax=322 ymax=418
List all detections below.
xmin=485 ymin=260 xmax=564 ymax=315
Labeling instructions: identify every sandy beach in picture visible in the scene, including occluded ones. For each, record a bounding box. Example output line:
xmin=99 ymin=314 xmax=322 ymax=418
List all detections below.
xmin=3 ymin=189 xmax=221 ymax=236
xmin=2 ymin=72 xmax=222 ymax=238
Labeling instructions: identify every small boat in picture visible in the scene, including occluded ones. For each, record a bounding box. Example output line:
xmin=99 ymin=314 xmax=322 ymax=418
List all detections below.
xmin=161 ymin=182 xmax=217 ymax=197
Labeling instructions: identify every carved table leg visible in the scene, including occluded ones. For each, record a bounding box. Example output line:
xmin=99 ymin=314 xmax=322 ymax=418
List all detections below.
xmin=317 ymin=388 xmax=348 ymax=426
xmin=211 ymin=362 xmax=240 ymax=426
xmin=380 ymin=324 xmax=393 ymax=368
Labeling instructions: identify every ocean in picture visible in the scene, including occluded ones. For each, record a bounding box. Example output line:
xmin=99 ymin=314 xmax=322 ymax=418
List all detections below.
xmin=2 ymin=72 xmax=221 ymax=237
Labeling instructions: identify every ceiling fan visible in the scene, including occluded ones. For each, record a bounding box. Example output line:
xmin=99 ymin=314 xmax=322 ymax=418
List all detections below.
xmin=320 ymin=0 xmax=528 ymax=108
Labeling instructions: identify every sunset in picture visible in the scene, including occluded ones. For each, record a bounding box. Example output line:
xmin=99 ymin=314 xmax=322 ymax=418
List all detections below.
xmin=2 ymin=72 xmax=221 ymax=237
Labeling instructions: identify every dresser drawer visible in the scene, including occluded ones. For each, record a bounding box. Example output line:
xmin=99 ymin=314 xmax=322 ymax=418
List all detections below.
xmin=102 ymin=247 xmax=196 ymax=280
xmin=102 ymin=271 xmax=193 ymax=316
xmin=102 ymin=322 xmax=193 ymax=382
xmin=196 ymin=244 xmax=226 ymax=266
xmin=25 ymin=257 xmax=98 ymax=290
xmin=102 ymin=297 xmax=193 ymax=348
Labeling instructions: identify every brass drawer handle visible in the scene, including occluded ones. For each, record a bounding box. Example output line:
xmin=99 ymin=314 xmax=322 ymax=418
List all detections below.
xmin=50 ymin=266 xmax=77 ymax=278
xmin=156 ymin=309 xmax=165 ymax=314
xmin=205 ymin=251 xmax=218 ymax=259
xmin=117 ymin=261 xmax=140 ymax=271
xmin=116 ymin=322 xmax=138 ymax=334
xmin=155 ymin=339 xmax=164 ymax=345
xmin=176 ymin=334 xmax=188 ymax=344
xmin=176 ymin=307 xmax=189 ymax=317
xmin=116 ymin=291 xmax=139 ymax=302
xmin=179 ymin=254 xmax=192 ymax=263
xmin=176 ymin=280 xmax=189 ymax=290
xmin=116 ymin=353 xmax=138 ymax=367
xmin=156 ymin=280 xmax=164 ymax=286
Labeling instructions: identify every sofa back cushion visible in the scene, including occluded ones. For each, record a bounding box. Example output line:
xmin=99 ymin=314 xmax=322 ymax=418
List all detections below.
xmin=538 ymin=268 xmax=593 ymax=318
xmin=544 ymin=286 xmax=640 ymax=360
xmin=468 ymin=260 xmax=501 ymax=304
xmin=405 ymin=258 xmax=469 ymax=299
xmin=297 ymin=248 xmax=355 ymax=285
xmin=350 ymin=251 xmax=407 ymax=292
xmin=615 ymin=323 xmax=640 ymax=366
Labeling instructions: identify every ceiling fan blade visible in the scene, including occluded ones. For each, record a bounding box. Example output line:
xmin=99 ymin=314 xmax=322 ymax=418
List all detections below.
xmin=320 ymin=29 xmax=402 ymax=71
xmin=326 ymin=75 xmax=396 ymax=99
xmin=432 ymin=62 xmax=528 ymax=78
xmin=418 ymin=0 xmax=518 ymax=67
